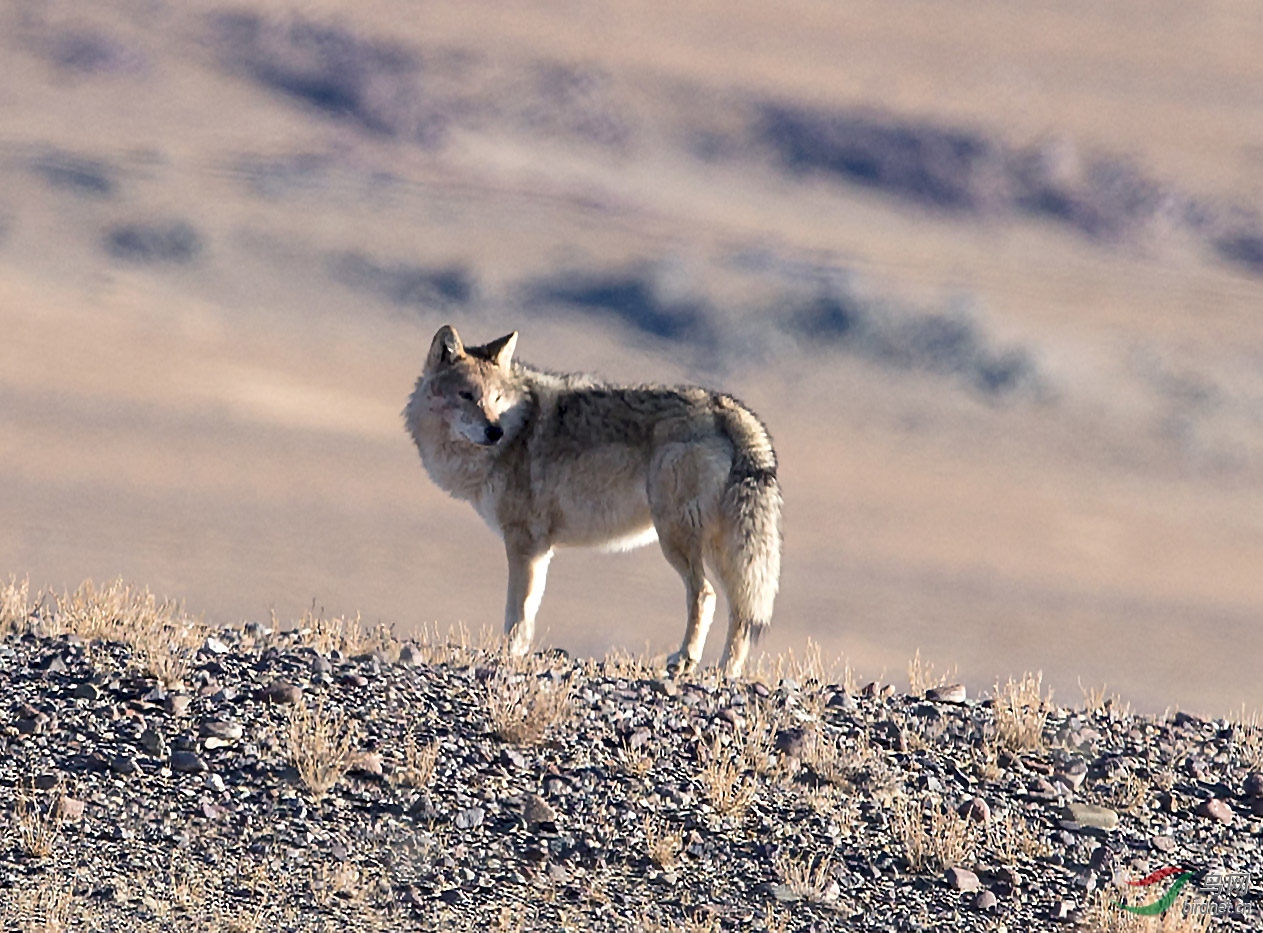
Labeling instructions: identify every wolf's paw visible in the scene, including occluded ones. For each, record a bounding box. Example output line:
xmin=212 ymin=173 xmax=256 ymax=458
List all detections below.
xmin=665 ymin=650 xmax=698 ymax=677
xmin=504 ymin=628 xmax=532 ymax=658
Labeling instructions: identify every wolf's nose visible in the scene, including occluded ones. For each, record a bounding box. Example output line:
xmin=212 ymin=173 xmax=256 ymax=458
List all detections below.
xmin=485 ymin=424 xmax=504 ymax=444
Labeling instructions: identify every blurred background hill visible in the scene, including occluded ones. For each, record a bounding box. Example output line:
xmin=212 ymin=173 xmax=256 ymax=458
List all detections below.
xmin=2 ymin=0 xmax=1261 ymax=714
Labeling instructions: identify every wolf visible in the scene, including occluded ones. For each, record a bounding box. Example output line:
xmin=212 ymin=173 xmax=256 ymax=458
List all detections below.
xmin=404 ymin=325 xmax=782 ymax=677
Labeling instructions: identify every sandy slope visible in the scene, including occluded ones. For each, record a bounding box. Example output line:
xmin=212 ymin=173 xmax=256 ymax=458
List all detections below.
xmin=1 ymin=0 xmax=1261 ymax=714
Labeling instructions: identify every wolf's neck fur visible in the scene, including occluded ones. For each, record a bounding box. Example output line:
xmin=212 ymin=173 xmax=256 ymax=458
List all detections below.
xmin=405 ymin=403 xmax=496 ymax=504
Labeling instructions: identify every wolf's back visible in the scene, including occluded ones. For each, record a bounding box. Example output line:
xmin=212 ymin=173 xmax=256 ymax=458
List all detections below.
xmin=712 ymin=396 xmax=783 ymax=636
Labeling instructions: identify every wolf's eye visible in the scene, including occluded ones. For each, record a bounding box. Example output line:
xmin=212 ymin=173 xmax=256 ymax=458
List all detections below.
xmin=458 ymin=391 xmax=474 ymax=401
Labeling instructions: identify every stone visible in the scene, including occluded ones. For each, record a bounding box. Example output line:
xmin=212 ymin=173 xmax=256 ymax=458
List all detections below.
xmin=500 ymin=747 xmax=527 ymax=770
xmin=959 ymin=796 xmax=990 ymax=823
xmin=455 ymin=806 xmax=484 ymax=830
xmin=1151 ymin=834 xmax=1176 ymax=853
xmin=56 ymin=796 xmax=85 ymax=821
xmin=1060 ymin=803 xmax=1119 ymax=831
xmin=1243 ymin=773 xmax=1263 ymax=798
xmin=1055 ymin=758 xmax=1087 ymax=790
xmin=974 ymin=889 xmax=998 ymax=910
xmin=171 ymin=751 xmax=208 ymax=774
xmin=350 ymin=752 xmax=383 ymax=776
xmin=203 ymin=636 xmax=230 ymax=655
xmin=945 ymin=867 xmax=981 ymax=891
xmin=164 ymin=694 xmax=192 ymax=717
xmin=1052 ymin=899 xmax=1077 ymax=921
xmin=140 ymin=728 xmax=164 ymax=756
xmin=33 ymin=772 xmax=60 ymax=791
xmin=199 ymin=720 xmax=244 ymax=742
xmin=259 ymin=680 xmax=302 ymax=704
xmin=110 ymin=755 xmax=140 ymax=775
xmin=926 ymin=683 xmax=967 ymax=704
xmin=522 ymin=793 xmax=557 ymax=831
xmin=826 ymin=690 xmax=856 ymax=711
xmin=72 ymin=682 xmax=100 ymax=701
xmin=1196 ymin=798 xmax=1233 ymax=824
xmin=774 ymin=727 xmax=806 ymax=758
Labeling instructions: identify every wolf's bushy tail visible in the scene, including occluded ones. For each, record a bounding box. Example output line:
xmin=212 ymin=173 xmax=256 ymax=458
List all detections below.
xmin=713 ymin=396 xmax=783 ymax=639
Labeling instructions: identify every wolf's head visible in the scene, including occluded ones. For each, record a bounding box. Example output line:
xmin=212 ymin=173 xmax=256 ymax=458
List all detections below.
xmin=416 ymin=325 xmax=529 ymax=448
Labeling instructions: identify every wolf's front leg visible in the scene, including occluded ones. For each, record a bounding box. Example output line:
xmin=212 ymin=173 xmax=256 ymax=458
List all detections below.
xmin=504 ymin=539 xmax=553 ymax=657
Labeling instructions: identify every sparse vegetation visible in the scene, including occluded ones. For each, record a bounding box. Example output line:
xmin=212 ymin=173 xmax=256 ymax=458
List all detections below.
xmin=50 ymin=578 xmax=206 ymax=688
xmin=908 ymin=648 xmax=956 ymax=695
xmin=290 ymin=606 xmax=401 ymax=662
xmin=892 ymin=796 xmax=977 ymax=873
xmin=773 ymin=852 xmax=842 ymax=906
xmin=394 ymin=728 xmax=439 ymax=789
xmin=643 ymin=818 xmax=682 ymax=870
xmin=1230 ymin=705 xmax=1263 ymax=769
xmin=11 ymin=789 xmax=62 ymax=859
xmin=993 ymin=671 xmax=1051 ymax=753
xmin=698 ymin=737 xmax=758 ymax=820
xmin=0 ymin=575 xmax=31 ymax=635
xmin=485 ymin=660 xmax=574 ymax=745
xmin=287 ymin=696 xmax=359 ymax=800
xmin=986 ymin=809 xmax=1051 ymax=863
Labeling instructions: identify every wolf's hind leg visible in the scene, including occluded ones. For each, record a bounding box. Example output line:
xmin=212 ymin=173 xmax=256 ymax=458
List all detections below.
xmin=504 ymin=539 xmax=552 ymax=657
xmin=658 ymin=533 xmax=715 ymax=676
xmin=718 ymin=612 xmax=753 ymax=679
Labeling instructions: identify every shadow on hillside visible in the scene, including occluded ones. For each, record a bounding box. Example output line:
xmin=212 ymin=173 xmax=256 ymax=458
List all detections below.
xmin=755 ymin=102 xmax=1263 ymax=275
xmin=520 ymin=263 xmax=1041 ymax=399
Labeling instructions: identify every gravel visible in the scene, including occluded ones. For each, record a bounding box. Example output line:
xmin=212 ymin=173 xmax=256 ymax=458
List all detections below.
xmin=0 ymin=626 xmax=1260 ymax=931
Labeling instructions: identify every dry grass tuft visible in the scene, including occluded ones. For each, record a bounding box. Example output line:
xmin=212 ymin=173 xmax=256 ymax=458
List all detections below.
xmin=394 ymin=729 xmax=439 ymax=788
xmin=635 ymin=910 xmax=722 ymax=933
xmin=1 ymin=575 xmax=32 ymax=635
xmin=292 ymin=607 xmax=400 ymax=662
xmin=1080 ymin=679 xmax=1131 ymax=719
xmin=1104 ymin=769 xmax=1152 ymax=815
xmin=801 ymin=727 xmax=885 ymax=795
xmin=751 ymin=637 xmax=855 ymax=693
xmin=908 ymin=648 xmax=956 ymax=695
xmin=993 ymin=671 xmax=1051 ymax=753
xmin=611 ymin=735 xmax=655 ymax=778
xmin=12 ymin=789 xmax=62 ymax=859
xmin=1 ymin=875 xmax=73 ymax=933
xmin=308 ymin=861 xmax=365 ymax=908
xmin=1229 ymin=705 xmax=1263 ymax=769
xmin=698 ymin=738 xmax=758 ymax=820
xmin=773 ymin=852 xmax=842 ymax=905
xmin=288 ymin=696 xmax=359 ymax=800
xmin=986 ymin=809 xmax=1051 ymax=863
xmin=486 ymin=662 xmax=573 ymax=745
xmin=892 ymin=796 xmax=977 ymax=873
xmin=643 ymin=818 xmax=683 ymax=870
xmin=600 ymin=645 xmax=656 ymax=680
xmin=411 ymin=619 xmax=499 ymax=666
xmin=52 ymin=577 xmax=205 ymax=688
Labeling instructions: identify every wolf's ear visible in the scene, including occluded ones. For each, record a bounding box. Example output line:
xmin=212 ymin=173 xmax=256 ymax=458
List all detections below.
xmin=425 ymin=325 xmax=464 ymax=371
xmin=484 ymin=331 xmax=518 ymax=371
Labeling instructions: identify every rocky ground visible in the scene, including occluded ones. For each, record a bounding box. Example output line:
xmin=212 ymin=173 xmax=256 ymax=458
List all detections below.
xmin=0 ymin=582 xmax=1261 ymax=932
